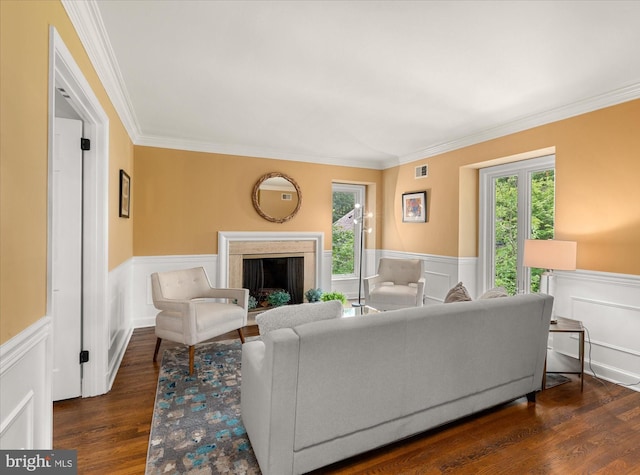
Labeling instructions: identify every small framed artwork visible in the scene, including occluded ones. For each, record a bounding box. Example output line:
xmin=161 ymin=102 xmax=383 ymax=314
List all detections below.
xmin=402 ymin=191 xmax=427 ymax=223
xmin=119 ymin=169 xmax=130 ymax=218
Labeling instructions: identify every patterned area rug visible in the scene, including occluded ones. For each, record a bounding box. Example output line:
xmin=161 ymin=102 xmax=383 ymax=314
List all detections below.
xmin=146 ymin=340 xmax=261 ymax=474
xmin=545 ymin=373 xmax=571 ymax=389
xmin=146 ymin=340 xmax=571 ymax=474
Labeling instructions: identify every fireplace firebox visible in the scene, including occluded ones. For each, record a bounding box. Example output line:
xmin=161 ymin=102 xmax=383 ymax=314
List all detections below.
xmin=243 ymin=256 xmax=304 ymax=306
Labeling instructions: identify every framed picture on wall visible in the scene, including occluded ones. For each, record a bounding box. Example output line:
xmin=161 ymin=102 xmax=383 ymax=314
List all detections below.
xmin=119 ymin=169 xmax=130 ymax=218
xmin=402 ymin=191 xmax=427 ymax=223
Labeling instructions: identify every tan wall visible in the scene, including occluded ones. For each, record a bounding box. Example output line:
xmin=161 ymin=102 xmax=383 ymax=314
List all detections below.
xmin=135 ymin=101 xmax=639 ymax=276
xmin=133 ymin=146 xmax=382 ymax=254
xmin=382 ymin=99 xmax=640 ymax=275
xmin=0 ymin=0 xmax=133 ymax=344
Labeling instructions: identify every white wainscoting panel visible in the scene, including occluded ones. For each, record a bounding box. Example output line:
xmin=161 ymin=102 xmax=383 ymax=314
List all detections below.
xmin=132 ymin=255 xmax=217 ymax=328
xmin=553 ymin=270 xmax=640 ymax=390
xmin=0 ymin=317 xmax=52 ymax=449
xmin=107 ymin=259 xmax=134 ymax=390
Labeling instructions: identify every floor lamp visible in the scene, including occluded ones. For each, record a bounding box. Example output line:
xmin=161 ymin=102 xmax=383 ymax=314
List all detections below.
xmin=352 ymin=203 xmax=372 ymax=308
xmin=523 ymin=239 xmax=577 ymax=323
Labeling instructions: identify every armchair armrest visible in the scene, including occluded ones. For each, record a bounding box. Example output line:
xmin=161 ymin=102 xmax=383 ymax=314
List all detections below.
xmin=415 ymin=277 xmax=426 ymax=306
xmin=363 ymin=274 xmax=382 ymax=300
xmin=152 ymin=297 xmax=191 ymax=314
xmin=200 ymin=287 xmax=249 ymax=311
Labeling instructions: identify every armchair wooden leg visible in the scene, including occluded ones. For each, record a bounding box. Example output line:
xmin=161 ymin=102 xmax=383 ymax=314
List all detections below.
xmin=237 ymin=328 xmax=246 ymax=344
xmin=188 ymin=345 xmax=195 ymax=375
xmin=153 ymin=338 xmax=162 ymax=362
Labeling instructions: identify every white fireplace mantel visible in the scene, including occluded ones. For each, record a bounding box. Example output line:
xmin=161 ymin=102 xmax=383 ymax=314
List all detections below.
xmin=217 ymin=231 xmax=324 ymax=288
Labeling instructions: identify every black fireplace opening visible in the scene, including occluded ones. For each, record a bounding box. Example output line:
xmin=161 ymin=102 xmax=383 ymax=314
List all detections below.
xmin=242 ymin=256 xmax=304 ymax=307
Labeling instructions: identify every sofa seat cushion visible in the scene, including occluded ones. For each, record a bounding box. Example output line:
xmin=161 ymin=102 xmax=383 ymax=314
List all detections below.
xmin=256 ymin=300 xmax=343 ymax=335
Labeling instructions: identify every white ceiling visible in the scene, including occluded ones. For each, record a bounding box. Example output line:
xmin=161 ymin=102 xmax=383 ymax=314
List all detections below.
xmin=64 ymin=1 xmax=640 ymax=169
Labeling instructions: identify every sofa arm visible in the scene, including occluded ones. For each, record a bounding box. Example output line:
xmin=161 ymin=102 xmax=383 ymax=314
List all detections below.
xmin=241 ymin=329 xmax=300 ymax=475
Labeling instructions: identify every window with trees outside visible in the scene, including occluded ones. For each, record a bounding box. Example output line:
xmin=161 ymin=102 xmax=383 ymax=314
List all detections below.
xmin=480 ymin=155 xmax=555 ymax=295
xmin=332 ymin=184 xmax=365 ymax=276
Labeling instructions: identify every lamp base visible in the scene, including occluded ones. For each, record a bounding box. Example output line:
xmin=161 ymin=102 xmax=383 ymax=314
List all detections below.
xmin=540 ymin=270 xmax=558 ymax=323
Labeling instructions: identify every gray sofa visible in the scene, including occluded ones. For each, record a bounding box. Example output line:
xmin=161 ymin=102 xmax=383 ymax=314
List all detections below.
xmin=241 ymin=294 xmax=553 ymax=475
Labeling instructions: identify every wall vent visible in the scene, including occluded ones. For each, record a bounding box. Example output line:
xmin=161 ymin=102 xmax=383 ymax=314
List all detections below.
xmin=415 ymin=164 xmax=428 ymax=178
xmin=281 ymin=193 xmax=293 ymax=201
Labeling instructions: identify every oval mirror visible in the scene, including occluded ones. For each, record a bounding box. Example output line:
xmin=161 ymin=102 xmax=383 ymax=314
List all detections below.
xmin=252 ymin=172 xmax=302 ymax=223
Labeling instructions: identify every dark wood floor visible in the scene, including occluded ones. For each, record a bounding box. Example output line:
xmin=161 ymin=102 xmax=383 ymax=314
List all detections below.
xmin=53 ymin=326 xmax=640 ymax=474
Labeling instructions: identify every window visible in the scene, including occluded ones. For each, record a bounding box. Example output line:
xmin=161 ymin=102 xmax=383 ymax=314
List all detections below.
xmin=332 ymin=184 xmax=365 ymax=276
xmin=479 ymin=155 xmax=555 ymax=295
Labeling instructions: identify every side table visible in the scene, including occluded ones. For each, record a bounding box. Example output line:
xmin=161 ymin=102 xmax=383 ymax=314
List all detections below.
xmin=543 ymin=316 xmax=585 ymax=391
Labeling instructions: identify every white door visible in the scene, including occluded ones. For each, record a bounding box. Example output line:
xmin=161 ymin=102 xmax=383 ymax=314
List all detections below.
xmin=52 ymin=117 xmax=83 ymax=401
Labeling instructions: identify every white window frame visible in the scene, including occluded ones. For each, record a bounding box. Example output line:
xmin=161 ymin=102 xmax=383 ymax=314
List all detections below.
xmin=478 ymin=154 xmax=555 ymax=294
xmin=332 ymin=183 xmax=365 ymax=278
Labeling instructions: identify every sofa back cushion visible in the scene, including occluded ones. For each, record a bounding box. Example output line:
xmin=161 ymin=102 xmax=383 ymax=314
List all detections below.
xmin=256 ymin=300 xmax=343 ymax=335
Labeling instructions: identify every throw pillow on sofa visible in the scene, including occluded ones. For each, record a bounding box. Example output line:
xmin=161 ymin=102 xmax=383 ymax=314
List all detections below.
xmin=444 ymin=282 xmax=472 ymax=303
xmin=256 ymin=300 xmax=344 ymax=335
xmin=478 ymin=287 xmax=508 ymax=299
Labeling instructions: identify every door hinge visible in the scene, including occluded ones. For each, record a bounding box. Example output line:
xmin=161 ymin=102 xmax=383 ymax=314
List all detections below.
xmin=79 ymin=350 xmax=89 ymax=364
xmin=80 ymin=138 xmax=91 ymax=151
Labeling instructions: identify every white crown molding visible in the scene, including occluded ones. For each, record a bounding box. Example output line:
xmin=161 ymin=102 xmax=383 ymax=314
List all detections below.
xmin=138 ymin=80 xmax=640 ymax=169
xmin=398 ymin=82 xmax=640 ymax=165
xmin=136 ymin=134 xmax=387 ymax=170
xmin=63 ymin=0 xmax=639 ymax=171
xmin=61 ymin=0 xmax=142 ymax=141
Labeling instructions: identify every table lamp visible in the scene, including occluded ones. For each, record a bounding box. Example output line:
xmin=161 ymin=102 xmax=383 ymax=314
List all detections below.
xmin=523 ymin=239 xmax=577 ymax=323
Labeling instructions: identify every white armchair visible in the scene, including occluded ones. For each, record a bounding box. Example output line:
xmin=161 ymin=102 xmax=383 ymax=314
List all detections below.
xmin=363 ymin=258 xmax=425 ymax=310
xmin=151 ymin=267 xmax=248 ymax=374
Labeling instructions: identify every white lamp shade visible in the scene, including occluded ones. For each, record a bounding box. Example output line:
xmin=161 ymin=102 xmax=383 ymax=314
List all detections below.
xmin=523 ymin=239 xmax=577 ymax=271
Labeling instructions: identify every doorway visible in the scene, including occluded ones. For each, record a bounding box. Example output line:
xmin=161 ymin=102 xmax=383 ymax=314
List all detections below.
xmin=479 ymin=155 xmax=555 ymax=295
xmin=48 ymin=27 xmax=110 ymax=397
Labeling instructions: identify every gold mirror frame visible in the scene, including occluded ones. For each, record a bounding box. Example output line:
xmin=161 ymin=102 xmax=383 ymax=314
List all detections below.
xmin=252 ymin=172 xmax=302 ymax=223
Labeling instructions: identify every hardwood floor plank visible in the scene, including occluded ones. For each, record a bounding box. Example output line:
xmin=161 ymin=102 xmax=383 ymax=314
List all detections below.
xmin=54 ymin=327 xmax=640 ymax=474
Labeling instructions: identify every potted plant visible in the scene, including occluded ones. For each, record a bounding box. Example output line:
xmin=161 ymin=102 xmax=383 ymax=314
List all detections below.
xmin=267 ymin=290 xmax=291 ymax=307
xmin=320 ymin=291 xmax=347 ymax=305
xmin=248 ymin=295 xmax=258 ymax=310
xmin=305 ymin=288 xmax=323 ymax=303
